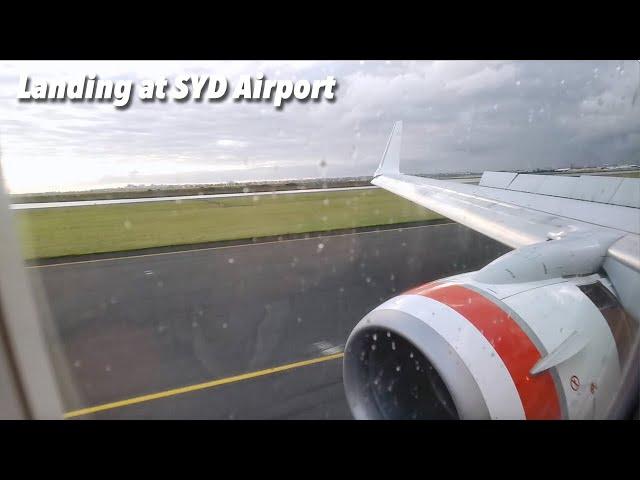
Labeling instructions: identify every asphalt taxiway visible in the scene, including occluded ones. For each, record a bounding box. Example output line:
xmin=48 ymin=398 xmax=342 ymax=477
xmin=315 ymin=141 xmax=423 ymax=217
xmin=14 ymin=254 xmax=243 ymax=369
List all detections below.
xmin=30 ymin=222 xmax=509 ymax=419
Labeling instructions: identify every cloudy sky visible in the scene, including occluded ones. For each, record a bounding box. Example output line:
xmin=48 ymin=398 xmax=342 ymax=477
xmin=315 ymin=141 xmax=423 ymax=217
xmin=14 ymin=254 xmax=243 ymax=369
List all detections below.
xmin=0 ymin=60 xmax=638 ymax=193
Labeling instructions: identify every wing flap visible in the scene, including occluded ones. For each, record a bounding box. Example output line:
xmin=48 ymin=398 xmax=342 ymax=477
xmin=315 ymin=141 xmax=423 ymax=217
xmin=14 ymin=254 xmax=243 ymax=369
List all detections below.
xmin=479 ymin=171 xmax=517 ymax=188
xmin=479 ymin=171 xmax=639 ymax=209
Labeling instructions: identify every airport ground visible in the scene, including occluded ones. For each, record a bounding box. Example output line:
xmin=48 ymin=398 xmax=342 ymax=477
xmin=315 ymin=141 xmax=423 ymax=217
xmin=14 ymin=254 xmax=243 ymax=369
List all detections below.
xmin=29 ymin=222 xmax=509 ymax=419
xmin=16 ymin=188 xmax=441 ymax=260
xmin=14 ymin=169 xmax=639 ymax=419
xmin=14 ymin=168 xmax=639 ymax=261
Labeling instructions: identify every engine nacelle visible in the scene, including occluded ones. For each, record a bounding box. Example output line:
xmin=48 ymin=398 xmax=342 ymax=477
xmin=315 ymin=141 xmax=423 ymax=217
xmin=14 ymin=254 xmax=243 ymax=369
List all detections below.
xmin=343 ymin=272 xmax=633 ymax=420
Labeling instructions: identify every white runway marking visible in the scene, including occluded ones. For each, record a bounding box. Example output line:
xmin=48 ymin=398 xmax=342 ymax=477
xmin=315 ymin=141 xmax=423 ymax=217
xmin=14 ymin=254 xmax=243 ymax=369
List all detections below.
xmin=311 ymin=341 xmax=345 ymax=356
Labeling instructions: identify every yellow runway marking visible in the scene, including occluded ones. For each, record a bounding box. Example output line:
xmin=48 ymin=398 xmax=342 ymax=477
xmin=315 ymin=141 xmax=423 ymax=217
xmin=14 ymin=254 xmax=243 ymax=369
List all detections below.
xmin=64 ymin=352 xmax=345 ymax=419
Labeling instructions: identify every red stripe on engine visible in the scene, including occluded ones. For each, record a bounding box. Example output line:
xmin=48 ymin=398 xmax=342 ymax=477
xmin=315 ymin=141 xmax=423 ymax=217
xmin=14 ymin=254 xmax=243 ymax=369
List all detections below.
xmin=410 ymin=282 xmax=562 ymax=420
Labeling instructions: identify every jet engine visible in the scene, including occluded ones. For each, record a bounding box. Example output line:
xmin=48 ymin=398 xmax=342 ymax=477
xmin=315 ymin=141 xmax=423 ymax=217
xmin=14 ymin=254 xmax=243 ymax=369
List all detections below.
xmin=343 ymin=240 xmax=636 ymax=420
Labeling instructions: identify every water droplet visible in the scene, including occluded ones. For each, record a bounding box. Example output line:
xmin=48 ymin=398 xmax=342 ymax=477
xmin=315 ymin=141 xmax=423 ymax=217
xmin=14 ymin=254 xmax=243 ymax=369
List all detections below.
xmin=228 ymin=258 xmax=235 ymax=264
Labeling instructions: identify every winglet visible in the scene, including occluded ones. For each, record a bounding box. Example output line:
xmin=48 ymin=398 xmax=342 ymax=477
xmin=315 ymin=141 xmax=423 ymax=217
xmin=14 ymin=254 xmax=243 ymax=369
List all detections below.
xmin=374 ymin=121 xmax=402 ymax=177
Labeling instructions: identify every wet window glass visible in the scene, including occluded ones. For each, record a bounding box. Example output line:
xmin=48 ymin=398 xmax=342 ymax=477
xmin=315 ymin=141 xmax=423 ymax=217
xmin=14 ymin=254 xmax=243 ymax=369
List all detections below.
xmin=0 ymin=60 xmax=638 ymax=419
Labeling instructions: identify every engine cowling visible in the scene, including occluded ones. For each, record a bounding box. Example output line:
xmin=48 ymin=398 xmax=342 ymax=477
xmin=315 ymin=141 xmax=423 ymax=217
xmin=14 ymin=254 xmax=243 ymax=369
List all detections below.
xmin=343 ymin=272 xmax=631 ymax=420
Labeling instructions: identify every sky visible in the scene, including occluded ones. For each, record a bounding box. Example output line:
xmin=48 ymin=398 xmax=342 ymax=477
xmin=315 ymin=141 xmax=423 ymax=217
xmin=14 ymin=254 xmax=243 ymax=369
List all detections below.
xmin=0 ymin=60 xmax=638 ymax=194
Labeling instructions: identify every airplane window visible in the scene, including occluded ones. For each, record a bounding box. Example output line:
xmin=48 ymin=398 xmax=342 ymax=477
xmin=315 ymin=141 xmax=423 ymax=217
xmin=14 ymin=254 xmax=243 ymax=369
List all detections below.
xmin=0 ymin=60 xmax=638 ymax=419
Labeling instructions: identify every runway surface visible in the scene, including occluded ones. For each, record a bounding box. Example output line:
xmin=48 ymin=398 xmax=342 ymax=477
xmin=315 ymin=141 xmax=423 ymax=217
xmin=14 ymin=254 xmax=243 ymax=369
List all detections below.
xmin=30 ymin=223 xmax=509 ymax=419
xmin=11 ymin=186 xmax=378 ymax=210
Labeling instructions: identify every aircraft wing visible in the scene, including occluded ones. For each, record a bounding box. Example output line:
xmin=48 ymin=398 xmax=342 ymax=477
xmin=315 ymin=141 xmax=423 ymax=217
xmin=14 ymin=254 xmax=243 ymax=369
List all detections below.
xmin=373 ymin=121 xmax=640 ymax=274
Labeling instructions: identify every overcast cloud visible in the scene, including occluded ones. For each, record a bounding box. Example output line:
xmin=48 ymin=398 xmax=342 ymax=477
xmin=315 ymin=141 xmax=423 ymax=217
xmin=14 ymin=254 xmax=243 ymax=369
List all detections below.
xmin=0 ymin=60 xmax=638 ymax=193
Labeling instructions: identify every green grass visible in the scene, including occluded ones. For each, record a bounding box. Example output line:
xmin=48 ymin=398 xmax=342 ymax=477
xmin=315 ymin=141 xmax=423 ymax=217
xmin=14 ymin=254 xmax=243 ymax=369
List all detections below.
xmin=15 ymin=189 xmax=442 ymax=260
